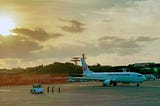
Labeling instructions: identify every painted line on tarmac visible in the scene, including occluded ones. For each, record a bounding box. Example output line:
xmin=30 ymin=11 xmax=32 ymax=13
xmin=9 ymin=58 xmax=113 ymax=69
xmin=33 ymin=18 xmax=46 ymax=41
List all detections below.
xmin=0 ymin=89 xmax=14 ymax=92
xmin=0 ymin=89 xmax=12 ymax=92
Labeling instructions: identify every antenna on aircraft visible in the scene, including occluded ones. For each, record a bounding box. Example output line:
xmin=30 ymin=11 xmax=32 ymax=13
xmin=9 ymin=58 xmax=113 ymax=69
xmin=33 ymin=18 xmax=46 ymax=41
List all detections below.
xmin=70 ymin=57 xmax=80 ymax=65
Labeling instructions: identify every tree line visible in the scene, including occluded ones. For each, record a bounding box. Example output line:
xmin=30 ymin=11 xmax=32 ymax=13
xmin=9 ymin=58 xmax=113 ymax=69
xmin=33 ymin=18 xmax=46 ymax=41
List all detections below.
xmin=11 ymin=62 xmax=160 ymax=76
xmin=1 ymin=62 xmax=160 ymax=76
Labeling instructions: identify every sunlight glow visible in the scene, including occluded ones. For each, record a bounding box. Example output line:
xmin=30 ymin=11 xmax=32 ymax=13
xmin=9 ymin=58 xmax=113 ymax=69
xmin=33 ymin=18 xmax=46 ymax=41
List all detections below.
xmin=0 ymin=16 xmax=16 ymax=36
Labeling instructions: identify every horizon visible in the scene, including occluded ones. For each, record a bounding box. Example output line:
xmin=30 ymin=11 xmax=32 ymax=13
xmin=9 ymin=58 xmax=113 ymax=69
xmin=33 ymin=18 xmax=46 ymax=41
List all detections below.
xmin=0 ymin=0 xmax=160 ymax=68
xmin=0 ymin=58 xmax=159 ymax=70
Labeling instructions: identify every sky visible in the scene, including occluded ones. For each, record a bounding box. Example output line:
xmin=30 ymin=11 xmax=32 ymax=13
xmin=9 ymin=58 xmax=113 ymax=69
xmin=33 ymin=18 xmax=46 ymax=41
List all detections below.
xmin=0 ymin=0 xmax=160 ymax=68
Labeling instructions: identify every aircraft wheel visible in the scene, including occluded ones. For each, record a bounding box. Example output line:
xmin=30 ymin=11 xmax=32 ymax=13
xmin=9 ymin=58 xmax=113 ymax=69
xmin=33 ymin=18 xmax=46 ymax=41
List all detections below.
xmin=137 ymin=83 xmax=140 ymax=86
xmin=113 ymin=81 xmax=117 ymax=86
xmin=103 ymin=83 xmax=106 ymax=86
xmin=110 ymin=80 xmax=113 ymax=85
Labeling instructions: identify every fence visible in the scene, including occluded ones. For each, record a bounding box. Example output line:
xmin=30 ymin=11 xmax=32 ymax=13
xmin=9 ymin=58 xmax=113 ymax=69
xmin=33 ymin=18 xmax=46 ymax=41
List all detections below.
xmin=0 ymin=74 xmax=67 ymax=86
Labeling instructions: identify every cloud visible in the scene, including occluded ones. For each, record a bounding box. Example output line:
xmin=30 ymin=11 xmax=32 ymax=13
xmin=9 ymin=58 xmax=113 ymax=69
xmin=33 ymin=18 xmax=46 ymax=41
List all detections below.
xmin=1 ymin=33 xmax=158 ymax=62
xmin=30 ymin=36 xmax=160 ymax=61
xmin=59 ymin=18 xmax=86 ymax=33
xmin=1 ymin=33 xmax=159 ymax=68
xmin=98 ymin=36 xmax=124 ymax=42
xmin=103 ymin=19 xmax=112 ymax=23
xmin=0 ymin=27 xmax=65 ymax=60
xmin=11 ymin=28 xmax=63 ymax=41
xmin=97 ymin=36 xmax=159 ymax=55
xmin=98 ymin=36 xmax=139 ymax=50
xmin=135 ymin=36 xmax=159 ymax=42
xmin=0 ymin=35 xmax=43 ymax=59
xmin=32 ymin=36 xmax=155 ymax=60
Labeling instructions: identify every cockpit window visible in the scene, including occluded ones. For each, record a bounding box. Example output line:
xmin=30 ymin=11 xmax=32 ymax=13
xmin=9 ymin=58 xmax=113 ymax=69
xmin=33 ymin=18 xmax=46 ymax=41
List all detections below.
xmin=138 ymin=75 xmax=142 ymax=77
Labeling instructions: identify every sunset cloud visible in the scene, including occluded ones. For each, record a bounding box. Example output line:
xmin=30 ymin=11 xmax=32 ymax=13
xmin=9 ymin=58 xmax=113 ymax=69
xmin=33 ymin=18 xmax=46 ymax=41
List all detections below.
xmin=0 ymin=0 xmax=160 ymax=68
xmin=135 ymin=36 xmax=159 ymax=42
xmin=11 ymin=28 xmax=63 ymax=41
xmin=0 ymin=26 xmax=64 ymax=61
xmin=98 ymin=36 xmax=159 ymax=55
xmin=59 ymin=19 xmax=86 ymax=33
xmin=0 ymin=35 xmax=43 ymax=59
xmin=31 ymin=36 xmax=160 ymax=60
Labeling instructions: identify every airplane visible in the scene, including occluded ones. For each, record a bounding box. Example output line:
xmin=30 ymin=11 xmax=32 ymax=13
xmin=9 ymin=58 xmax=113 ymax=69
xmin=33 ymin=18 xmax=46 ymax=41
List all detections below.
xmin=81 ymin=57 xmax=146 ymax=86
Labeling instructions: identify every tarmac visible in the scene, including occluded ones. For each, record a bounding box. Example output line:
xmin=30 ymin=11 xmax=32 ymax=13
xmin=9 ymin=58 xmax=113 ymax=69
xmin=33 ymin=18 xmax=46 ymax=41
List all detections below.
xmin=0 ymin=80 xmax=160 ymax=106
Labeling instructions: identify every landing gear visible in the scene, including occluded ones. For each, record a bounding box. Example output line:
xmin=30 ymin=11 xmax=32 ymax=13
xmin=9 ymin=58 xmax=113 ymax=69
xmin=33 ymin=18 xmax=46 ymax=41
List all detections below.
xmin=103 ymin=83 xmax=107 ymax=86
xmin=102 ymin=80 xmax=117 ymax=86
xmin=137 ymin=83 xmax=140 ymax=86
xmin=113 ymin=81 xmax=117 ymax=86
xmin=110 ymin=80 xmax=117 ymax=86
xmin=110 ymin=80 xmax=113 ymax=85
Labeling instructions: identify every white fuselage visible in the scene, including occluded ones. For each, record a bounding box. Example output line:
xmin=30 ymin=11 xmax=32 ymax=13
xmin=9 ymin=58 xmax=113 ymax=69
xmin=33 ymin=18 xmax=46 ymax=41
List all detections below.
xmin=81 ymin=57 xmax=146 ymax=85
xmin=85 ymin=72 xmax=146 ymax=83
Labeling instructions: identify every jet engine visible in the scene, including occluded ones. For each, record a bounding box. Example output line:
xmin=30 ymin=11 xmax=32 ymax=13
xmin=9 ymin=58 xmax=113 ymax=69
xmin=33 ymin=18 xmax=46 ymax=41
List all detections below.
xmin=103 ymin=80 xmax=111 ymax=86
xmin=103 ymin=80 xmax=117 ymax=86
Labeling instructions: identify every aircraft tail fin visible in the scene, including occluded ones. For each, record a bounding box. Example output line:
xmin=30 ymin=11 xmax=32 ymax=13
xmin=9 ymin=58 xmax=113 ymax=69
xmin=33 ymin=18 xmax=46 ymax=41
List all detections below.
xmin=81 ymin=58 xmax=93 ymax=76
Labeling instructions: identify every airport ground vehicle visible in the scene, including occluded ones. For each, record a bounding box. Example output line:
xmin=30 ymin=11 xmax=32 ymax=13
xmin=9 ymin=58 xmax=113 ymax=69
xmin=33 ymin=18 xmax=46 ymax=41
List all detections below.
xmin=145 ymin=74 xmax=156 ymax=80
xmin=30 ymin=83 xmax=44 ymax=94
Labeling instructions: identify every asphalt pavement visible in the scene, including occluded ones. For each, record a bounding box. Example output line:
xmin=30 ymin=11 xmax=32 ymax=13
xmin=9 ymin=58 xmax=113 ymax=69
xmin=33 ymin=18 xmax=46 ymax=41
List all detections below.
xmin=0 ymin=80 xmax=160 ymax=106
